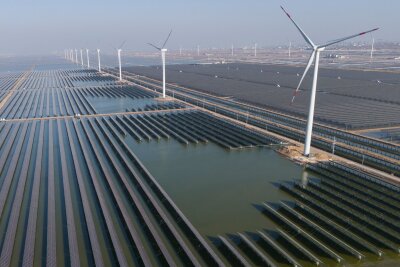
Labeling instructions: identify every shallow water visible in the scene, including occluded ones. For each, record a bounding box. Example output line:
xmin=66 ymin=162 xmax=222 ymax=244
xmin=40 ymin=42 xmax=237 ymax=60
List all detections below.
xmin=127 ymin=137 xmax=305 ymax=236
xmin=87 ymin=96 xmax=157 ymax=113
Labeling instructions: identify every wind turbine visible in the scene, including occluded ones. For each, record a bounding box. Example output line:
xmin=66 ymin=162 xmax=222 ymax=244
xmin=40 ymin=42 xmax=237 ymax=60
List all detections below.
xmin=114 ymin=40 xmax=126 ymax=81
xmin=148 ymin=30 xmax=172 ymax=98
xmin=370 ymin=38 xmax=375 ymax=61
xmin=231 ymin=44 xmax=234 ymax=56
xmin=254 ymin=43 xmax=257 ymax=57
xmin=97 ymin=49 xmax=101 ymax=72
xmin=281 ymin=6 xmax=378 ymax=157
xmin=80 ymin=49 xmax=84 ymax=67
xmin=288 ymin=42 xmax=292 ymax=58
xmin=75 ymin=49 xmax=78 ymax=64
xmin=86 ymin=49 xmax=90 ymax=69
xmin=197 ymin=45 xmax=200 ymax=56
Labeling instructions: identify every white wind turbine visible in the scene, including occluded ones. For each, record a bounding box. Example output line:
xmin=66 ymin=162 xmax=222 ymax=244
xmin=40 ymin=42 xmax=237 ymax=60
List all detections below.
xmin=80 ymin=49 xmax=84 ymax=67
xmin=75 ymin=49 xmax=78 ymax=64
xmin=97 ymin=49 xmax=101 ymax=72
xmin=86 ymin=49 xmax=90 ymax=69
xmin=370 ymin=38 xmax=375 ymax=61
xmin=148 ymin=30 xmax=172 ymax=98
xmin=114 ymin=40 xmax=126 ymax=81
xmin=281 ymin=6 xmax=378 ymax=156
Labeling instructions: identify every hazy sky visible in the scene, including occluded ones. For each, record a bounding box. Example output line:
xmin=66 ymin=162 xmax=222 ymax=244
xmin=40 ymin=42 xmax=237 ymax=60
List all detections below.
xmin=0 ymin=0 xmax=397 ymax=55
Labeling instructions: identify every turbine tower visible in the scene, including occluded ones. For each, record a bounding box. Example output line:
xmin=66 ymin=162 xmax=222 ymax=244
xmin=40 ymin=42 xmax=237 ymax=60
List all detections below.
xmin=115 ymin=40 xmax=126 ymax=81
xmin=231 ymin=44 xmax=234 ymax=56
xmin=97 ymin=49 xmax=101 ymax=72
xmin=289 ymin=42 xmax=292 ymax=58
xmin=86 ymin=49 xmax=90 ymax=69
xmin=75 ymin=49 xmax=78 ymax=64
xmin=197 ymin=45 xmax=200 ymax=57
xmin=118 ymin=49 xmax=122 ymax=81
xmin=370 ymin=38 xmax=375 ymax=61
xmin=254 ymin=43 xmax=257 ymax=57
xmin=148 ymin=30 xmax=172 ymax=98
xmin=80 ymin=49 xmax=84 ymax=67
xmin=281 ymin=6 xmax=378 ymax=157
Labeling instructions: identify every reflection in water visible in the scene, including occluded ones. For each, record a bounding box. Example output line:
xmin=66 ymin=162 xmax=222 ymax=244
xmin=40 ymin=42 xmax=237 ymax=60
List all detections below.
xmin=301 ymin=169 xmax=309 ymax=188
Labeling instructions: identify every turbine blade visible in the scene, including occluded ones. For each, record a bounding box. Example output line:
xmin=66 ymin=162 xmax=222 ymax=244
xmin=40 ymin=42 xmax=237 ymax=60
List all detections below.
xmin=147 ymin=43 xmax=161 ymax=51
xmin=162 ymin=29 xmax=173 ymax=49
xmin=119 ymin=40 xmax=127 ymax=49
xmin=291 ymin=51 xmax=315 ymax=104
xmin=280 ymin=6 xmax=315 ymax=48
xmin=320 ymin=28 xmax=379 ymax=48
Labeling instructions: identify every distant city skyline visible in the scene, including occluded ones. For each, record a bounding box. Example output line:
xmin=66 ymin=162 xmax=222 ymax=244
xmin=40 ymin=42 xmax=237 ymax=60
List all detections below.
xmin=0 ymin=0 xmax=397 ymax=55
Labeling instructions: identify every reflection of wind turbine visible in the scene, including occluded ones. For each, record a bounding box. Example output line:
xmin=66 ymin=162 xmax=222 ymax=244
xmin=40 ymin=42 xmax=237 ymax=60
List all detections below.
xmin=147 ymin=30 xmax=172 ymax=98
xmin=281 ymin=6 xmax=378 ymax=156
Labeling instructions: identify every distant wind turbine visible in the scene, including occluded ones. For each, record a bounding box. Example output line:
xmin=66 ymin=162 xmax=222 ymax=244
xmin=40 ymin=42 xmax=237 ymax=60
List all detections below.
xmin=80 ymin=49 xmax=84 ymax=66
xmin=147 ymin=30 xmax=172 ymax=98
xmin=254 ymin=43 xmax=257 ymax=57
xmin=75 ymin=49 xmax=78 ymax=64
xmin=116 ymin=41 xmax=126 ymax=81
xmin=86 ymin=49 xmax=90 ymax=69
xmin=281 ymin=6 xmax=378 ymax=156
xmin=288 ymin=42 xmax=292 ymax=58
xmin=370 ymin=38 xmax=375 ymax=61
xmin=97 ymin=49 xmax=101 ymax=72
